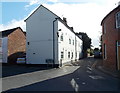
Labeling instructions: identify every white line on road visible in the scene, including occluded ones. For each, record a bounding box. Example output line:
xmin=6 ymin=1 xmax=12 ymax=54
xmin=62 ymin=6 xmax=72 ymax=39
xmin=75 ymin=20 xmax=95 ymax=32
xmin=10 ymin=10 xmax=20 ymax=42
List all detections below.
xmin=2 ymin=66 xmax=80 ymax=92
xmin=86 ymin=70 xmax=92 ymax=74
xmin=89 ymin=75 xmax=105 ymax=79
xmin=70 ymin=78 xmax=79 ymax=92
xmin=87 ymin=67 xmax=92 ymax=71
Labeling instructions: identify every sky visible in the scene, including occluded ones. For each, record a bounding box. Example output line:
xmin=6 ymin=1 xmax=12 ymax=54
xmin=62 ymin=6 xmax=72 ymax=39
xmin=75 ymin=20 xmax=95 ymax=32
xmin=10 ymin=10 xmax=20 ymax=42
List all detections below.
xmin=0 ymin=0 xmax=120 ymax=48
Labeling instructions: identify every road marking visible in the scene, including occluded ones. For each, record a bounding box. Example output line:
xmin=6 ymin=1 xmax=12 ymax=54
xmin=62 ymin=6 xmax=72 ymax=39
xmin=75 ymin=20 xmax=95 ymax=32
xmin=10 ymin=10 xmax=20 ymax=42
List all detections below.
xmin=87 ymin=64 xmax=90 ymax=67
xmin=89 ymin=75 xmax=104 ymax=79
xmin=86 ymin=70 xmax=92 ymax=74
xmin=70 ymin=78 xmax=79 ymax=92
xmin=87 ymin=67 xmax=92 ymax=71
xmin=91 ymin=61 xmax=97 ymax=68
xmin=82 ymin=82 xmax=86 ymax=85
xmin=2 ymin=66 xmax=80 ymax=92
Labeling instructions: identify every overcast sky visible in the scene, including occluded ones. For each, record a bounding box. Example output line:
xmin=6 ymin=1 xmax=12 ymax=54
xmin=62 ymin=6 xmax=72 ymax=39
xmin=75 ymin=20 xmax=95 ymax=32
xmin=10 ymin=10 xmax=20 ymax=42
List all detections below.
xmin=0 ymin=0 xmax=120 ymax=48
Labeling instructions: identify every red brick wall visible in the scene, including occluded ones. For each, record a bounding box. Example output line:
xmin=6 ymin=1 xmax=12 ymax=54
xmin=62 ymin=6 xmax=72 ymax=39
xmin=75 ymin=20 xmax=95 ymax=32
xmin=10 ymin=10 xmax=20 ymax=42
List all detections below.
xmin=102 ymin=6 xmax=120 ymax=71
xmin=7 ymin=28 xmax=26 ymax=63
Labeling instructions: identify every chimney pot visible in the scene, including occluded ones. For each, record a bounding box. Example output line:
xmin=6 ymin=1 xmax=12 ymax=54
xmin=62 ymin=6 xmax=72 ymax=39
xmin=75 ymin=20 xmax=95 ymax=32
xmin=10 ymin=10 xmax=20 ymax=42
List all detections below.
xmin=63 ymin=17 xmax=67 ymax=23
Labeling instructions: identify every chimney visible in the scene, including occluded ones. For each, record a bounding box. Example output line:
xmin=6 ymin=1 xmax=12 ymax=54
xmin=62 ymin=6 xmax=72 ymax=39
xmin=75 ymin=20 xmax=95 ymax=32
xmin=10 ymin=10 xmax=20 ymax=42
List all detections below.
xmin=63 ymin=17 xmax=67 ymax=23
xmin=71 ymin=27 xmax=74 ymax=30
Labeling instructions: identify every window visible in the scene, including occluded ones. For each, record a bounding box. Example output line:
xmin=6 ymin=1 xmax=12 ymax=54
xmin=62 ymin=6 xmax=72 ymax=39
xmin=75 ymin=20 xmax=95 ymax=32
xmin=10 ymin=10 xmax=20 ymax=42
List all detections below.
xmin=69 ymin=39 xmax=71 ymax=44
xmin=118 ymin=41 xmax=120 ymax=45
xmin=60 ymin=34 xmax=63 ymax=41
xmin=68 ymin=52 xmax=70 ymax=58
xmin=104 ymin=44 xmax=107 ymax=60
xmin=71 ymin=52 xmax=73 ymax=59
xmin=27 ymin=42 xmax=30 ymax=45
xmin=116 ymin=12 xmax=120 ymax=28
xmin=76 ymin=52 xmax=77 ymax=58
xmin=61 ymin=52 xmax=64 ymax=59
xmin=73 ymin=40 xmax=74 ymax=45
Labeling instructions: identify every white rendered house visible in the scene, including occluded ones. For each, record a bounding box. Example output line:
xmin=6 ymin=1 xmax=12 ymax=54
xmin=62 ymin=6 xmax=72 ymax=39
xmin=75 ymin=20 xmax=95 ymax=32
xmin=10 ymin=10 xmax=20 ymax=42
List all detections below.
xmin=25 ymin=5 xmax=83 ymax=67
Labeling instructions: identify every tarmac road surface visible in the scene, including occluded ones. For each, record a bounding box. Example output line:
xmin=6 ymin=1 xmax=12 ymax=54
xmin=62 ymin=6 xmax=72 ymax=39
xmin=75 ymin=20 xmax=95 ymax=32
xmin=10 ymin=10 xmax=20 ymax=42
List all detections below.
xmin=2 ymin=57 xmax=120 ymax=92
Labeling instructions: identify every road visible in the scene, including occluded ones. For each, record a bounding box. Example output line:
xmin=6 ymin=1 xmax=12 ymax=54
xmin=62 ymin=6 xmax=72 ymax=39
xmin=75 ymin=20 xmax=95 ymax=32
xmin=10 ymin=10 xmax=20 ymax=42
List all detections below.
xmin=3 ymin=57 xmax=120 ymax=92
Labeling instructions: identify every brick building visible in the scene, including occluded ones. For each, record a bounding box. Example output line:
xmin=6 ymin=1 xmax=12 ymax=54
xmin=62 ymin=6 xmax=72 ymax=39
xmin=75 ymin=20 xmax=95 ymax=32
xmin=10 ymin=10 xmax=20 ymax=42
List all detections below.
xmin=101 ymin=5 xmax=120 ymax=71
xmin=0 ymin=27 xmax=26 ymax=64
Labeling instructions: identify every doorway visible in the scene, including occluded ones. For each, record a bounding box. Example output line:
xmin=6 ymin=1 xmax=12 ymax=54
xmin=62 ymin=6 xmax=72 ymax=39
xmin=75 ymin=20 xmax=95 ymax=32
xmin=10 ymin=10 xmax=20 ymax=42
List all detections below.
xmin=117 ymin=42 xmax=120 ymax=70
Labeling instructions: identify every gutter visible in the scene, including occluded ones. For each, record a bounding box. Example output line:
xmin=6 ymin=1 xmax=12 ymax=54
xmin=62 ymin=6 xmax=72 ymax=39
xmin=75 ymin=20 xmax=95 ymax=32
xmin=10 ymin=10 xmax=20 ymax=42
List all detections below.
xmin=53 ymin=18 xmax=58 ymax=67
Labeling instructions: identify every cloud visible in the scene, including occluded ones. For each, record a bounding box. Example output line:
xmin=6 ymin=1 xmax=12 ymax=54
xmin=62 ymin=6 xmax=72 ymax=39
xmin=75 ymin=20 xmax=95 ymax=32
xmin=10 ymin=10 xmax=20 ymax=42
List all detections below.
xmin=0 ymin=19 xmax=26 ymax=31
xmin=42 ymin=1 xmax=119 ymax=48
xmin=47 ymin=0 xmax=58 ymax=3
xmin=42 ymin=3 xmax=105 ymax=47
xmin=25 ymin=0 xmax=40 ymax=8
xmin=2 ymin=0 xmax=119 ymax=48
xmin=23 ymin=1 xmax=119 ymax=47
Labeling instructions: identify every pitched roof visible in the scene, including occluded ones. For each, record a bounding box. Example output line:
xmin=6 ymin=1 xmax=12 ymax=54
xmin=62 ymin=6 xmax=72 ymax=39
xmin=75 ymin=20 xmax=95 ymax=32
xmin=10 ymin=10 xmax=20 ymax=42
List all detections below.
xmin=25 ymin=5 xmax=82 ymax=40
xmin=101 ymin=5 xmax=120 ymax=25
xmin=0 ymin=27 xmax=23 ymax=37
xmin=58 ymin=18 xmax=82 ymax=40
xmin=25 ymin=5 xmax=75 ymax=33
xmin=24 ymin=5 xmax=59 ymax=21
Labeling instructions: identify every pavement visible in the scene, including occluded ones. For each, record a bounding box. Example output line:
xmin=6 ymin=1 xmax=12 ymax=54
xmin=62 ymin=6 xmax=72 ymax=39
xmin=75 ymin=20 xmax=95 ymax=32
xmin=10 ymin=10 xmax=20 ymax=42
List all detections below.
xmin=2 ymin=57 xmax=120 ymax=92
xmin=97 ymin=66 xmax=120 ymax=78
xmin=2 ymin=65 xmax=80 ymax=92
xmin=90 ymin=57 xmax=120 ymax=79
xmin=2 ymin=65 xmax=52 ymax=78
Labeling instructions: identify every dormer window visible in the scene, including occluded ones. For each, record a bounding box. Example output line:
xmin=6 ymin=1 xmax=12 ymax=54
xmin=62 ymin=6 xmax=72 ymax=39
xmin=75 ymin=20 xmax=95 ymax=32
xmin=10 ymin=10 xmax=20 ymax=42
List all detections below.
xmin=116 ymin=12 xmax=120 ymax=28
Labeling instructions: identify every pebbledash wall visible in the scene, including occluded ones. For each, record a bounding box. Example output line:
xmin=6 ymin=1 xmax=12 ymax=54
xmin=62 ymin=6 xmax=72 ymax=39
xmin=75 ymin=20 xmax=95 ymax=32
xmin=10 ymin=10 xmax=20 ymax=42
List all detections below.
xmin=0 ymin=27 xmax=26 ymax=64
xmin=101 ymin=5 xmax=120 ymax=70
xmin=25 ymin=5 xmax=83 ymax=67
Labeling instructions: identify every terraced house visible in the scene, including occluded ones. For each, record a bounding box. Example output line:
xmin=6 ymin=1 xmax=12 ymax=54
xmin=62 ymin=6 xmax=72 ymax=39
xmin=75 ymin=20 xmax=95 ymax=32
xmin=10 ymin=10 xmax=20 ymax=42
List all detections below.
xmin=25 ymin=5 xmax=83 ymax=67
xmin=101 ymin=5 xmax=120 ymax=71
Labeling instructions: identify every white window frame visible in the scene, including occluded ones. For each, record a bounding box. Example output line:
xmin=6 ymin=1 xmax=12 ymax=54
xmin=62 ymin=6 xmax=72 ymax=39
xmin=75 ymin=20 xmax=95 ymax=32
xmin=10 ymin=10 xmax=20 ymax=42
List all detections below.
xmin=116 ymin=12 xmax=120 ymax=28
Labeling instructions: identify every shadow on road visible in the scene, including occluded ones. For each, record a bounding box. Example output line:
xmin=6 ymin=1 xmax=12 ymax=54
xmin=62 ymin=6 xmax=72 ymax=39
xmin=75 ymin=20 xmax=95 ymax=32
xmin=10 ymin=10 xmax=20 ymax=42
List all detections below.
xmin=2 ymin=56 xmax=102 ymax=78
xmin=3 ymin=57 xmax=119 ymax=92
xmin=5 ymin=73 xmax=75 ymax=92
xmin=2 ymin=65 xmax=52 ymax=78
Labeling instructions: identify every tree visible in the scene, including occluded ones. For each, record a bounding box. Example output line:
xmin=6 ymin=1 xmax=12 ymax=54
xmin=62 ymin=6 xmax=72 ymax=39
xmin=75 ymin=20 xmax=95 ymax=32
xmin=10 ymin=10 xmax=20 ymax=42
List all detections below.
xmin=76 ymin=32 xmax=92 ymax=58
xmin=94 ymin=48 xmax=99 ymax=51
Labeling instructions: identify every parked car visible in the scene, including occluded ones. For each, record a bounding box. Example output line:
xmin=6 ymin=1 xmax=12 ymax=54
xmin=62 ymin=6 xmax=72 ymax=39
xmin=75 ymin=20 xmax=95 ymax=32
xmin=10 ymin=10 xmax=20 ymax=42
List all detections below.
xmin=94 ymin=51 xmax=100 ymax=58
xmin=16 ymin=53 xmax=26 ymax=64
